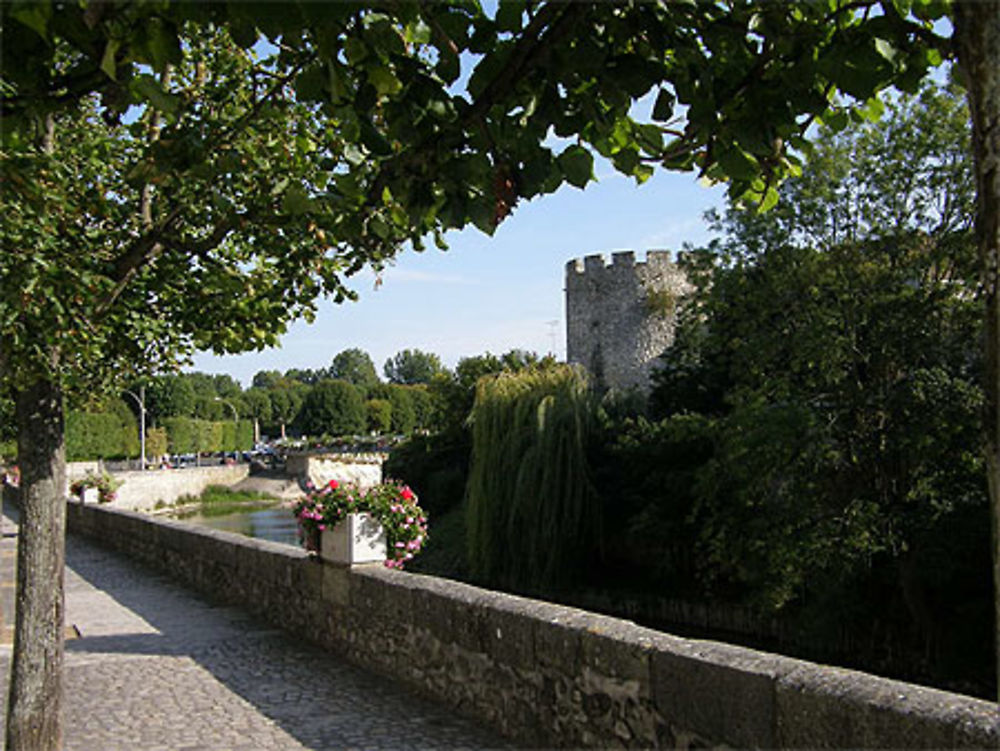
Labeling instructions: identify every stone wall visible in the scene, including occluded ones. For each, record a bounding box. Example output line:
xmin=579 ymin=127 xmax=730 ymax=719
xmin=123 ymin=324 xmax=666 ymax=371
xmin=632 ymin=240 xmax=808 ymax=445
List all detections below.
xmin=67 ymin=463 xmax=250 ymax=511
xmin=565 ymin=250 xmax=691 ymax=393
xmin=284 ymin=452 xmax=385 ymax=490
xmin=65 ymin=503 xmax=998 ymax=749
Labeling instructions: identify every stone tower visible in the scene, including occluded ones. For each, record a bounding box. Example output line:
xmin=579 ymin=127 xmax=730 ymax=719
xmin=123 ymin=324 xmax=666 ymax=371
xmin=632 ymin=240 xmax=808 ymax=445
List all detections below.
xmin=565 ymin=250 xmax=690 ymax=393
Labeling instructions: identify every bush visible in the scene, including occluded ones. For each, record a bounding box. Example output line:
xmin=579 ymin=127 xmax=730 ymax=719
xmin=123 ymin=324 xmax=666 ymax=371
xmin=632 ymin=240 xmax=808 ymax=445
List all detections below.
xmin=65 ymin=410 xmax=136 ymax=460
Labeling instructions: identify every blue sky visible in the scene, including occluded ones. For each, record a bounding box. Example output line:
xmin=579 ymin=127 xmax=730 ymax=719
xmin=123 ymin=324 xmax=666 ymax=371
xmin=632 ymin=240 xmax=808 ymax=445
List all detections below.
xmin=190 ymin=166 xmax=727 ymax=388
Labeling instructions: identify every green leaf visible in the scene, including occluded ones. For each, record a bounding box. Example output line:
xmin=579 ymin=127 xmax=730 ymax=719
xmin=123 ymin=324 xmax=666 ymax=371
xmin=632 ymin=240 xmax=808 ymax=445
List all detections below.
xmin=404 ymin=19 xmax=432 ymax=45
xmin=131 ymin=75 xmax=181 ymax=116
xmin=367 ymin=64 xmax=402 ymax=97
xmin=758 ymin=185 xmax=780 ymax=213
xmin=345 ymin=38 xmax=368 ymax=65
xmin=823 ymin=109 xmax=850 ymax=133
xmin=652 ymin=89 xmax=675 ymax=122
xmin=100 ymin=39 xmax=121 ymax=80
xmin=496 ymin=1 xmax=526 ymax=32
xmin=435 ymin=53 xmax=460 ymax=84
xmin=145 ymin=20 xmax=183 ymax=70
xmin=716 ymin=143 xmax=760 ymax=181
xmin=229 ymin=20 xmax=258 ymax=49
xmin=10 ymin=2 xmax=52 ymax=39
xmin=558 ymin=145 xmax=593 ymax=189
xmin=295 ymin=66 xmax=327 ymax=102
xmin=281 ymin=186 xmax=313 ymax=215
xmin=874 ymin=38 xmax=899 ymax=67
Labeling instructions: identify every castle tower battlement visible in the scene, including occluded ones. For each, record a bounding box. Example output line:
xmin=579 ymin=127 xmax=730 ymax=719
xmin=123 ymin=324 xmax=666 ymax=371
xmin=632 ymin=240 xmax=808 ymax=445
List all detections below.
xmin=565 ymin=250 xmax=690 ymax=393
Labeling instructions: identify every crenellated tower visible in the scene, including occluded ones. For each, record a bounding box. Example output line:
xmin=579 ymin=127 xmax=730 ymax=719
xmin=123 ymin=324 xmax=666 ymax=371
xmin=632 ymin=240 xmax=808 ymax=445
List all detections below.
xmin=565 ymin=250 xmax=690 ymax=393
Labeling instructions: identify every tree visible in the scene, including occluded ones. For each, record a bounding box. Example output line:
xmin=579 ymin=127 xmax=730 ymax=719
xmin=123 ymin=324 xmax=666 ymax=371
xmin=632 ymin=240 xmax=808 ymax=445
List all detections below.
xmin=649 ymin=81 xmax=988 ymax=685
xmin=329 ymin=348 xmax=380 ymax=393
xmin=384 ymin=349 xmax=444 ymax=385
xmin=951 ymin=3 xmax=1000 ymax=695
xmin=268 ymin=382 xmax=308 ymax=440
xmin=240 ymin=388 xmax=272 ymax=445
xmin=251 ymin=370 xmax=284 ymax=390
xmin=366 ymin=398 xmax=392 ymax=434
xmin=467 ymin=365 xmax=600 ymax=591
xmin=2 ymin=2 xmax=995 ymax=744
xmin=386 ymin=384 xmax=416 ymax=434
xmin=300 ymin=380 xmax=366 ymax=437
xmin=143 ymin=375 xmax=196 ymax=424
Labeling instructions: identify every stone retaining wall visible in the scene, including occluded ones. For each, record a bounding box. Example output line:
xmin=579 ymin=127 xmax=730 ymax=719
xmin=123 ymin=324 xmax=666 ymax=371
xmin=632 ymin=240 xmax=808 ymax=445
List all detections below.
xmin=65 ymin=503 xmax=998 ymax=749
xmin=284 ymin=452 xmax=385 ymax=491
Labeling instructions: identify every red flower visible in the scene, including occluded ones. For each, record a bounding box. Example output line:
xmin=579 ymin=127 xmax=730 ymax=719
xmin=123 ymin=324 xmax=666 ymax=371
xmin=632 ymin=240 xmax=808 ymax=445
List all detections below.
xmin=400 ymin=486 xmax=414 ymax=501
xmin=328 ymin=479 xmax=339 ymax=490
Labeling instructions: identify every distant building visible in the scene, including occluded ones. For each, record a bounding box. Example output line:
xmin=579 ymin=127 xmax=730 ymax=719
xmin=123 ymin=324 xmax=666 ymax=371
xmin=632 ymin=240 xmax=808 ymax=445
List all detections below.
xmin=565 ymin=250 xmax=690 ymax=393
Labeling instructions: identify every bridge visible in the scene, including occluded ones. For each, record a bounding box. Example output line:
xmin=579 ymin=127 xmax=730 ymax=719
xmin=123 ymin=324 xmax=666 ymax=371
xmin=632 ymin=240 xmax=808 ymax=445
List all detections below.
xmin=1 ymin=500 xmax=997 ymax=749
xmin=0 ymin=505 xmax=508 ymax=750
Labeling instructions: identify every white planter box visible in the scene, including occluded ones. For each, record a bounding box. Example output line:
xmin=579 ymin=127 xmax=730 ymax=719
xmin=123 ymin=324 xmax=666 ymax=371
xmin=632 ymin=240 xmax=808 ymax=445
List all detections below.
xmin=320 ymin=513 xmax=386 ymax=564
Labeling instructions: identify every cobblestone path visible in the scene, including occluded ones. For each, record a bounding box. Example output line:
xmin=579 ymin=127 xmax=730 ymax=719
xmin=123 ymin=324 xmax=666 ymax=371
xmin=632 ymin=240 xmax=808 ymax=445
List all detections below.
xmin=0 ymin=506 xmax=514 ymax=750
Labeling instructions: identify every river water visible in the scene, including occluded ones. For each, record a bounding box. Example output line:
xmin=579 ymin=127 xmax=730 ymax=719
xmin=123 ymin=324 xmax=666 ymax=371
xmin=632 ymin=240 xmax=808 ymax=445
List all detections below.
xmin=180 ymin=506 xmax=301 ymax=548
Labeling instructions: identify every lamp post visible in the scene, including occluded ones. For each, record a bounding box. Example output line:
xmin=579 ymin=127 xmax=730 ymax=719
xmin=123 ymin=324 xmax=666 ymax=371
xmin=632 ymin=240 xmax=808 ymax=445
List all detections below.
xmin=215 ymin=397 xmax=240 ymax=459
xmin=123 ymin=386 xmax=146 ymax=471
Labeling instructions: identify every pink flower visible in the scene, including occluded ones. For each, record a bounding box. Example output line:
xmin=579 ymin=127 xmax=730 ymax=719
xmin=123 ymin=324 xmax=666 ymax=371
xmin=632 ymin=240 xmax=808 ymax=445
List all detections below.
xmin=395 ymin=541 xmax=405 ymax=548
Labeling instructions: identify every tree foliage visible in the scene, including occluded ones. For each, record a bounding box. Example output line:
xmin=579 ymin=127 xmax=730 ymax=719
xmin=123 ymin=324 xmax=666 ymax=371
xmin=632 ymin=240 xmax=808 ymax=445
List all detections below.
xmin=299 ymin=379 xmax=366 ymax=437
xmin=636 ymin=82 xmax=990 ymax=692
xmin=467 ymin=364 xmax=600 ymax=591
xmin=384 ymin=349 xmax=444 ymax=385
xmin=329 ymin=348 xmax=380 ymax=392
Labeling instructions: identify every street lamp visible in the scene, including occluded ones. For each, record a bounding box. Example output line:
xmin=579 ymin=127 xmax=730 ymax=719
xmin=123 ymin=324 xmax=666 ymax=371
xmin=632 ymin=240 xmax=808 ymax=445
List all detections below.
xmin=123 ymin=386 xmax=146 ymax=471
xmin=215 ymin=397 xmax=240 ymax=458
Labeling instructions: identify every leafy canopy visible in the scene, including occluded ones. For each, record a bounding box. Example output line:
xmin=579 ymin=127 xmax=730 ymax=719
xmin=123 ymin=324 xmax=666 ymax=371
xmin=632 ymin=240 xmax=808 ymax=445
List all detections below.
xmin=2 ymin=1 xmax=952 ymax=402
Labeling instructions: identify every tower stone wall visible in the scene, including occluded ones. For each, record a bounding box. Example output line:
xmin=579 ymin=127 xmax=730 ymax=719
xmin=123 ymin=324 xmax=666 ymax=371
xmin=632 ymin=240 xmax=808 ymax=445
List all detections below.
xmin=565 ymin=250 xmax=690 ymax=393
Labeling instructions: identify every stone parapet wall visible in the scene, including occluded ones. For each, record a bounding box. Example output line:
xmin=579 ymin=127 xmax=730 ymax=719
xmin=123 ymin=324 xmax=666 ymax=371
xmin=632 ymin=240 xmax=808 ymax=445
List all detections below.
xmin=284 ymin=452 xmax=385 ymax=491
xmin=65 ymin=503 xmax=998 ymax=749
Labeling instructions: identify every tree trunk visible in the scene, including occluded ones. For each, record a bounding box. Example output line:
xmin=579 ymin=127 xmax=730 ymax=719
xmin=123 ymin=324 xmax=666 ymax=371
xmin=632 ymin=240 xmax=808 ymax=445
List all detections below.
xmin=5 ymin=376 xmax=67 ymax=750
xmin=952 ymin=0 xmax=1000 ymax=702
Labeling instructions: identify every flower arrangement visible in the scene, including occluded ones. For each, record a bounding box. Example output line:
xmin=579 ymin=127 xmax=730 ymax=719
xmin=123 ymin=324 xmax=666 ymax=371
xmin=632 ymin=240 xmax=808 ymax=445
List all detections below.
xmin=70 ymin=470 xmax=122 ymax=504
xmin=293 ymin=479 xmax=428 ymax=569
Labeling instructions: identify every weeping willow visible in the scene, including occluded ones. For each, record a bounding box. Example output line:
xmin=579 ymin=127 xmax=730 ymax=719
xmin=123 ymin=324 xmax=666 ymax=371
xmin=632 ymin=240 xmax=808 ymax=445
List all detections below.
xmin=466 ymin=364 xmax=600 ymax=591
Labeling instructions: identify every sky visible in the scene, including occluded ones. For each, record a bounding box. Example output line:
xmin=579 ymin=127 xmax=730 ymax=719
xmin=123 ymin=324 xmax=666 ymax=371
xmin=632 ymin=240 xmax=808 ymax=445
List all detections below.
xmin=189 ymin=165 xmax=728 ymax=388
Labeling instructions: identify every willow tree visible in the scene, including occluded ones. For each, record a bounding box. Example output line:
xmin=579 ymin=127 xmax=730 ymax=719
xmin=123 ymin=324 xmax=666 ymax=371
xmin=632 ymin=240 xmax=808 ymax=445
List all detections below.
xmin=2 ymin=2 xmax=997 ymax=747
xmin=467 ymin=365 xmax=599 ymax=590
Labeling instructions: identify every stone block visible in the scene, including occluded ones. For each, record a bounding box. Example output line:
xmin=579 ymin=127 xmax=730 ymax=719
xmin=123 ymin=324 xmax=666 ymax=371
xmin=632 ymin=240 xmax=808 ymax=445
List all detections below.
xmin=578 ymin=616 xmax=660 ymax=685
xmin=482 ymin=594 xmax=541 ymax=672
xmin=534 ymin=607 xmax=590 ymax=674
xmin=776 ymin=662 xmax=1000 ymax=749
xmin=406 ymin=576 xmax=486 ymax=655
xmin=651 ymin=637 xmax=786 ymax=748
xmin=321 ymin=563 xmax=350 ymax=606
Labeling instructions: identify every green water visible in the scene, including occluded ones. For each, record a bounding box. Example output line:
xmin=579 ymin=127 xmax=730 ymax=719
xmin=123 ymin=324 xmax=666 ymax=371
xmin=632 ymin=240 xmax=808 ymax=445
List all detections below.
xmin=180 ymin=505 xmax=301 ymax=547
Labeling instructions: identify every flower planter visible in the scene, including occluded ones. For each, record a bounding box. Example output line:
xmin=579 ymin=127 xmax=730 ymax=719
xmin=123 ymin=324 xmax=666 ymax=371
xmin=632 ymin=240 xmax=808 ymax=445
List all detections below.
xmin=320 ymin=512 xmax=387 ymax=564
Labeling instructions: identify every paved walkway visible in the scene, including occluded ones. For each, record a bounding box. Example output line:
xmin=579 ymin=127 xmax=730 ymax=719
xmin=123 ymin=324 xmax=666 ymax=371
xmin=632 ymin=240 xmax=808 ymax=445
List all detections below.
xmin=0 ymin=504 xmax=514 ymax=750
